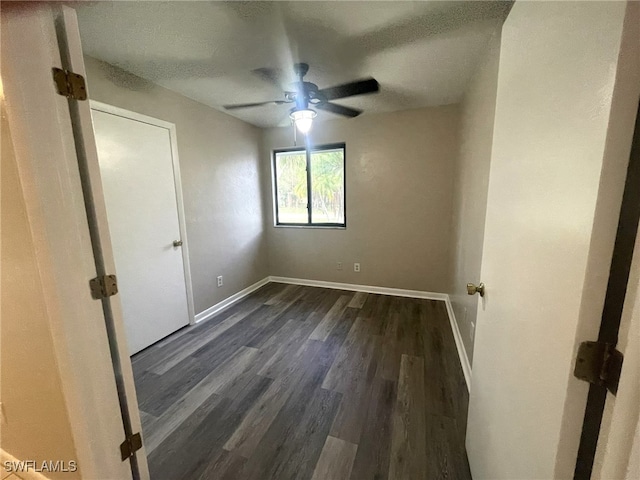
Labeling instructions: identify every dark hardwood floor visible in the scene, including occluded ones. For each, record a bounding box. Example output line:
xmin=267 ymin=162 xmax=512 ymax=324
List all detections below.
xmin=132 ymin=282 xmax=471 ymax=480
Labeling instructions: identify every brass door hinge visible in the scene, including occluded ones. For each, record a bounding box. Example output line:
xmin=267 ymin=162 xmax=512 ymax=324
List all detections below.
xmin=52 ymin=67 xmax=87 ymax=100
xmin=89 ymin=275 xmax=118 ymax=299
xmin=120 ymin=432 xmax=142 ymax=461
xmin=574 ymin=341 xmax=623 ymax=395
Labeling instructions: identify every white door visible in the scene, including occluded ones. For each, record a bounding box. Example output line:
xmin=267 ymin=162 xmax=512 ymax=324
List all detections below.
xmin=91 ymin=105 xmax=192 ymax=354
xmin=465 ymin=2 xmax=631 ymax=479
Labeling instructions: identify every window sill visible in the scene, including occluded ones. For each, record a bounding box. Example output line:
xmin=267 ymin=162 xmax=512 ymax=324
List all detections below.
xmin=274 ymin=224 xmax=346 ymax=230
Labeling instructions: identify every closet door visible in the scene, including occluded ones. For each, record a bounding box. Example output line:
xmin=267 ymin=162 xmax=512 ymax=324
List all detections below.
xmin=92 ymin=104 xmax=192 ymax=354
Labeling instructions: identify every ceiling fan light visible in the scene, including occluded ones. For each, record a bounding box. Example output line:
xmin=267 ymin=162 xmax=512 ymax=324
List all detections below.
xmin=290 ymin=109 xmax=317 ymax=134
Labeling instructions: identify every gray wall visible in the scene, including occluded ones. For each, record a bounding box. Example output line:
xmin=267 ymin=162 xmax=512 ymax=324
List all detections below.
xmin=84 ymin=57 xmax=269 ymax=314
xmin=261 ymin=106 xmax=459 ymax=293
xmin=448 ymin=32 xmax=501 ymax=364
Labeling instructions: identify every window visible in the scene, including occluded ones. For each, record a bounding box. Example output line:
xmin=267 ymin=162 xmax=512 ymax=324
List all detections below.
xmin=273 ymin=143 xmax=346 ymax=227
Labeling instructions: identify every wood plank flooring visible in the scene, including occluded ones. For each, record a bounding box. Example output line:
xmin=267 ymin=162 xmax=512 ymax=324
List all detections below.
xmin=132 ymin=282 xmax=471 ymax=480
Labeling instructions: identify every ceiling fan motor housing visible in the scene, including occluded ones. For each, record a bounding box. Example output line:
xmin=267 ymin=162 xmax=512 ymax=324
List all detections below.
xmin=293 ymin=62 xmax=310 ymax=78
xmin=287 ymin=82 xmax=325 ymax=110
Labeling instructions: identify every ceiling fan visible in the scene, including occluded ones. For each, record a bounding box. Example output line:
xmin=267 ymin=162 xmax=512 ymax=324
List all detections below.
xmin=223 ymin=63 xmax=380 ymax=133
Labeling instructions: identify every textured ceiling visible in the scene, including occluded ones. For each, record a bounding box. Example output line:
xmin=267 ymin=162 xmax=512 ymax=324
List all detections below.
xmin=77 ymin=1 xmax=510 ymax=128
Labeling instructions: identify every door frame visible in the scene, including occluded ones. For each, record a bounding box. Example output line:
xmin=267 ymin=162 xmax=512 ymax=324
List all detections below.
xmin=2 ymin=3 xmax=149 ymax=478
xmin=575 ymin=100 xmax=640 ymax=478
xmin=592 ymin=222 xmax=640 ymax=478
xmin=90 ymin=100 xmax=196 ymax=326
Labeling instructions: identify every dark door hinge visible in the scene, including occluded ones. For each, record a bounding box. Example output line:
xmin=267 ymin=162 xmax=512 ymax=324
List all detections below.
xmin=52 ymin=67 xmax=87 ymax=100
xmin=89 ymin=275 xmax=118 ymax=299
xmin=574 ymin=341 xmax=623 ymax=395
xmin=120 ymin=432 xmax=142 ymax=461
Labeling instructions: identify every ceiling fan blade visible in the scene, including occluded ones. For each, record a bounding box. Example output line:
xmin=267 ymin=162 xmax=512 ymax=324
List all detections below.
xmin=319 ymin=78 xmax=379 ymax=101
xmin=223 ymin=100 xmax=286 ymax=110
xmin=252 ymin=67 xmax=284 ymax=89
xmin=316 ymin=102 xmax=362 ymax=118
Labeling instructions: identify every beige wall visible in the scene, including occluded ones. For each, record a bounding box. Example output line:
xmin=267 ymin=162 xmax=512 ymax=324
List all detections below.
xmin=84 ymin=57 xmax=269 ymax=314
xmin=261 ymin=107 xmax=459 ymax=293
xmin=448 ymin=31 xmax=501 ymax=364
xmin=1 ymin=104 xmax=80 ymax=478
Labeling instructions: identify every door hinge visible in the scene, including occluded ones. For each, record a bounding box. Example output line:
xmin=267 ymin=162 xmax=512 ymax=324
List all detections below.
xmin=120 ymin=432 xmax=142 ymax=461
xmin=89 ymin=275 xmax=118 ymax=299
xmin=574 ymin=341 xmax=623 ymax=395
xmin=52 ymin=67 xmax=87 ymax=100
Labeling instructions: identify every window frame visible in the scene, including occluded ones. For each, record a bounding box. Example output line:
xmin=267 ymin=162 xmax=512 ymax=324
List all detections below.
xmin=272 ymin=142 xmax=347 ymax=228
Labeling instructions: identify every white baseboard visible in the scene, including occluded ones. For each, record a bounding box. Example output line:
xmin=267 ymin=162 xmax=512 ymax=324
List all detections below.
xmin=268 ymin=276 xmax=448 ymax=301
xmin=194 ymin=276 xmax=270 ymax=324
xmin=1 ymin=449 xmax=52 ymax=480
xmin=443 ymin=296 xmax=472 ymax=391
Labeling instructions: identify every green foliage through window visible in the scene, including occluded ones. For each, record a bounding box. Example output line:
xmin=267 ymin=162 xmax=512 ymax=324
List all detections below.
xmin=274 ymin=144 xmax=345 ymax=226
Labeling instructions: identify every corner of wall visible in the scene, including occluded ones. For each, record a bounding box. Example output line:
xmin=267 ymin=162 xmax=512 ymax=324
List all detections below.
xmin=446 ymin=24 xmax=503 ymax=368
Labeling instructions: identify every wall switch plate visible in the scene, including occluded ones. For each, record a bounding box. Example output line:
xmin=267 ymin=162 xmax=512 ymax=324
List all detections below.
xmin=217 ymin=275 xmax=223 ymax=287
xmin=337 ymin=262 xmax=343 ymax=270
xmin=354 ymin=263 xmax=361 ymax=272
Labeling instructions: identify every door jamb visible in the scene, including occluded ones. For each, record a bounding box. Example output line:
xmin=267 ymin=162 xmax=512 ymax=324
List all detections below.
xmin=573 ymin=101 xmax=640 ymax=479
xmin=2 ymin=4 xmax=148 ymax=477
xmin=52 ymin=6 xmax=151 ymax=477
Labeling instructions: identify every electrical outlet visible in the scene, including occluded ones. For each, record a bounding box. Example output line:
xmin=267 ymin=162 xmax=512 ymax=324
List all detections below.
xmin=354 ymin=263 xmax=361 ymax=272
xmin=217 ymin=275 xmax=223 ymax=287
xmin=337 ymin=262 xmax=343 ymax=271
